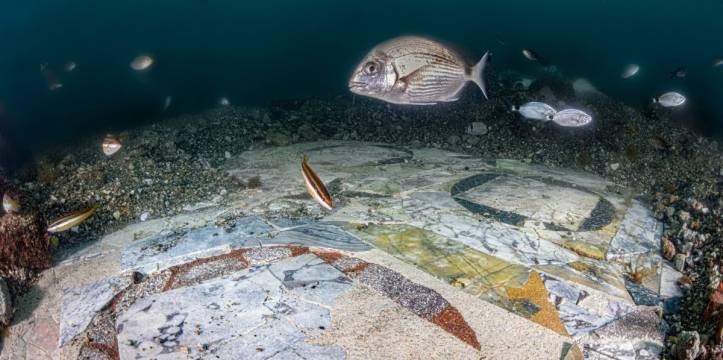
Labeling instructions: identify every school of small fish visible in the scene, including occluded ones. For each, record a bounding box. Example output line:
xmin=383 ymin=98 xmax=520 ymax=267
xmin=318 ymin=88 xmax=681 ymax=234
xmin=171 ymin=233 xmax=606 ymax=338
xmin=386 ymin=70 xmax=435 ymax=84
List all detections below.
xmin=11 ymin=32 xmax=716 ymax=219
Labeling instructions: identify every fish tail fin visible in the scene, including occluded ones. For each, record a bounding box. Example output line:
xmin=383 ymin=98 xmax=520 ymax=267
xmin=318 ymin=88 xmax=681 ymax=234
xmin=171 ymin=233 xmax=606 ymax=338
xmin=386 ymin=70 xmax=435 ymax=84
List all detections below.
xmin=470 ymin=51 xmax=491 ymax=100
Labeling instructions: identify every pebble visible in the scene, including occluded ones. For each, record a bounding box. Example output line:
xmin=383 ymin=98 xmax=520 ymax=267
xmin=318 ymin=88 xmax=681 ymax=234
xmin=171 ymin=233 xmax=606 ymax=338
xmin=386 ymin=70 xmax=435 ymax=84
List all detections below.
xmin=224 ymin=151 xmax=231 ymax=159
xmin=663 ymin=237 xmax=676 ymax=260
xmin=673 ymin=331 xmax=701 ymax=360
xmin=610 ymin=163 xmax=620 ymax=171
xmin=447 ymin=135 xmax=461 ymax=145
xmin=674 ymin=253 xmax=687 ymax=272
xmin=113 ymin=211 xmax=121 ymax=220
xmin=140 ymin=212 xmax=150 ymax=222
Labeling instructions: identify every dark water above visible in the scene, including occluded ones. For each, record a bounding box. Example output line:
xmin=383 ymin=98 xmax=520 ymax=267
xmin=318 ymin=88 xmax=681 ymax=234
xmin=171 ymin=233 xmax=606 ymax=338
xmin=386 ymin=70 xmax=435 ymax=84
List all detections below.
xmin=2 ymin=0 xmax=723 ymax=167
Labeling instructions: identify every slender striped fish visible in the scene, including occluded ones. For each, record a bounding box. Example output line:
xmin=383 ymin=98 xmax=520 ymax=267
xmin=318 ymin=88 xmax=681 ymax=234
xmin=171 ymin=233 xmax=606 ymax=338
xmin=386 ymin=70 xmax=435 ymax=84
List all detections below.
xmin=47 ymin=206 xmax=97 ymax=233
xmin=301 ymin=155 xmax=333 ymax=210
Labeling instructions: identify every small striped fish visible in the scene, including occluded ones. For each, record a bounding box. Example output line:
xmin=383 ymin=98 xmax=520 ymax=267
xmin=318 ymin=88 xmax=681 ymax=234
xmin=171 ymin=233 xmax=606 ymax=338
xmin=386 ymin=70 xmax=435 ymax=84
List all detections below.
xmin=349 ymin=36 xmax=490 ymax=105
xmin=301 ymin=155 xmax=333 ymax=210
xmin=47 ymin=206 xmax=97 ymax=233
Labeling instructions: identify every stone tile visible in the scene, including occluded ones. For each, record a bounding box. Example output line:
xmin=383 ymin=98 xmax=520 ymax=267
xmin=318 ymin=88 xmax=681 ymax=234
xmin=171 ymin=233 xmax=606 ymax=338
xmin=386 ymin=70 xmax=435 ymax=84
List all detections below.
xmin=607 ymin=203 xmax=662 ymax=259
xmin=120 ymin=216 xmax=272 ymax=273
xmin=116 ymin=254 xmax=352 ymax=360
xmin=660 ymin=263 xmax=683 ymax=299
xmin=578 ymin=305 xmax=664 ymax=360
xmin=59 ymin=275 xmax=131 ymax=347
xmin=264 ymin=222 xmax=371 ymax=252
xmin=28 ymin=316 xmax=59 ymax=355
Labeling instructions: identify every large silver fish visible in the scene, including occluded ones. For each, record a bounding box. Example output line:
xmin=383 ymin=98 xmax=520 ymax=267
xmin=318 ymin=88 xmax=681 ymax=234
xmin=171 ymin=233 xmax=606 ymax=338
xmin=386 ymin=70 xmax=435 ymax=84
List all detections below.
xmin=349 ymin=36 xmax=490 ymax=105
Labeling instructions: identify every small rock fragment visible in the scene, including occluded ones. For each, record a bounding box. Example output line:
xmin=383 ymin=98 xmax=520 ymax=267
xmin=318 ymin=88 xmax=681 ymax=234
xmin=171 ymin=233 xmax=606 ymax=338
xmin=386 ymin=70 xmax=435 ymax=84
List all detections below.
xmin=662 ymin=237 xmax=676 ymax=260
xmin=673 ymin=331 xmax=701 ymax=360
xmin=674 ymin=253 xmax=687 ymax=272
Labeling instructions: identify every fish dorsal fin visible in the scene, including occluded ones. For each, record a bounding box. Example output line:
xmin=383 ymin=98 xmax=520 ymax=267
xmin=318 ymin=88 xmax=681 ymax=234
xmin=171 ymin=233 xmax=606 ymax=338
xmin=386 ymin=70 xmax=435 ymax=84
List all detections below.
xmin=302 ymin=154 xmax=309 ymax=164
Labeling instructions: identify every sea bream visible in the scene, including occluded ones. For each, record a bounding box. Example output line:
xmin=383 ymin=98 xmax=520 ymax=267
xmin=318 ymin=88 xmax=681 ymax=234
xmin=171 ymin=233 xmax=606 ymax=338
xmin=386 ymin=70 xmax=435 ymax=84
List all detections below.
xmin=621 ymin=64 xmax=640 ymax=79
xmin=102 ymin=136 xmax=122 ymax=156
xmin=349 ymin=36 xmax=490 ymax=105
xmin=552 ymin=109 xmax=593 ymax=127
xmin=653 ymin=92 xmax=686 ymax=107
xmin=512 ymin=102 xmax=557 ymax=121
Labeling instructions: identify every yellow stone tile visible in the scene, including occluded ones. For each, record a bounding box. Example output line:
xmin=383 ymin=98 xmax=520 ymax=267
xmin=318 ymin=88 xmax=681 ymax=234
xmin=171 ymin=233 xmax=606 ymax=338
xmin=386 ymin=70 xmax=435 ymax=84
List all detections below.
xmin=505 ymin=271 xmax=569 ymax=337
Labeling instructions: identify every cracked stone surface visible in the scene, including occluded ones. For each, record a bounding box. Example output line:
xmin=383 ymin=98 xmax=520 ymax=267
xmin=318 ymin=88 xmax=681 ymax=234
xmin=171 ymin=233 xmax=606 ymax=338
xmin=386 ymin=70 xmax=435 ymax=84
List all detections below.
xmin=59 ymin=275 xmax=132 ymax=347
xmin=116 ymin=254 xmax=351 ymax=360
xmin=1 ymin=142 xmax=668 ymax=360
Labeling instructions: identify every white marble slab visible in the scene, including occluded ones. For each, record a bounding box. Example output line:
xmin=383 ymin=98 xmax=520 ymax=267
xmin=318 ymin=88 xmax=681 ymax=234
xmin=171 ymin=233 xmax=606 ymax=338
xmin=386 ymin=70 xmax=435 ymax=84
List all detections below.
xmin=59 ymin=275 xmax=132 ymax=347
xmin=116 ymin=254 xmax=350 ymax=360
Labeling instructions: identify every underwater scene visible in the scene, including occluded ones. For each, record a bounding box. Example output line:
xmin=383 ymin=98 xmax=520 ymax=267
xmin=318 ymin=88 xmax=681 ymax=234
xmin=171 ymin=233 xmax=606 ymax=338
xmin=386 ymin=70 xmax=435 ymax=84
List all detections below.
xmin=1 ymin=1 xmax=723 ymax=359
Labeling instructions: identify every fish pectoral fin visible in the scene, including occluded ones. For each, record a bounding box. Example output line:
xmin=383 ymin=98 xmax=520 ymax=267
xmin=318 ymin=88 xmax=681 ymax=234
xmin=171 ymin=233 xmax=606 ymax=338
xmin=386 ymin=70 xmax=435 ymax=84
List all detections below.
xmin=398 ymin=65 xmax=432 ymax=85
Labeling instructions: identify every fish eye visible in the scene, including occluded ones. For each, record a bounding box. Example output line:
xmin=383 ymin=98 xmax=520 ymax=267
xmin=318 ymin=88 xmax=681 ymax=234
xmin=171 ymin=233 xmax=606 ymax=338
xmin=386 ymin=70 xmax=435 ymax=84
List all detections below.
xmin=364 ymin=61 xmax=379 ymax=74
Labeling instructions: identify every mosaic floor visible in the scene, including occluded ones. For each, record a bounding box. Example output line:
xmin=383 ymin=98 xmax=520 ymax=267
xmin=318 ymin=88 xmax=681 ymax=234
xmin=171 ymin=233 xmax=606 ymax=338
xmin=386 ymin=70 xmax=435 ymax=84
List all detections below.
xmin=1 ymin=142 xmax=677 ymax=360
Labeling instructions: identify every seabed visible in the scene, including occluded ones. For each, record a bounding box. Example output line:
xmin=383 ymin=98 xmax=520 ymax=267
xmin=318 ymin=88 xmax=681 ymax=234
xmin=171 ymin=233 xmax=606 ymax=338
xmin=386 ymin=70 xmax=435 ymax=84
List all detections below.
xmin=1 ymin=142 xmax=673 ymax=360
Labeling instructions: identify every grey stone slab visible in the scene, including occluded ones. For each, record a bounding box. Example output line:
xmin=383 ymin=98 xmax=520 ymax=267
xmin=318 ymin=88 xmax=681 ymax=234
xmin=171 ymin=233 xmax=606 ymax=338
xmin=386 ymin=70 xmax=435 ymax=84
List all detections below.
xmin=264 ymin=223 xmax=371 ymax=252
xmin=608 ymin=203 xmax=662 ymax=259
xmin=579 ymin=306 xmax=664 ymax=360
xmin=116 ymin=254 xmax=350 ymax=360
xmin=120 ymin=216 xmax=272 ymax=274
xmin=59 ymin=275 xmax=132 ymax=347
xmin=624 ymin=278 xmax=660 ymax=306
xmin=660 ymin=263 xmax=683 ymax=299
xmin=0 ymin=277 xmax=11 ymax=327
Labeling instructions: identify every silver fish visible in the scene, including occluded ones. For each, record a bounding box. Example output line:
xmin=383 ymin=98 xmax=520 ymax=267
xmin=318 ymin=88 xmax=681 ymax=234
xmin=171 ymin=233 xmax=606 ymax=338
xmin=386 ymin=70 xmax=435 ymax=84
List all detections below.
xmin=3 ymin=192 xmax=20 ymax=214
xmin=349 ymin=36 xmax=490 ymax=105
xmin=522 ymin=49 xmax=538 ymax=61
xmin=713 ymin=58 xmax=723 ymax=67
xmin=102 ymin=136 xmax=122 ymax=156
xmin=653 ymin=92 xmax=686 ymax=107
xmin=552 ymin=109 xmax=592 ymax=127
xmin=130 ymin=55 xmax=153 ymax=71
xmin=64 ymin=61 xmax=77 ymax=72
xmin=163 ymin=96 xmax=172 ymax=111
xmin=671 ymin=66 xmax=686 ymax=79
xmin=621 ymin=64 xmax=640 ymax=79
xmin=522 ymin=48 xmax=549 ymax=66
xmin=512 ymin=102 xmax=556 ymax=121
xmin=218 ymin=97 xmax=230 ymax=106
